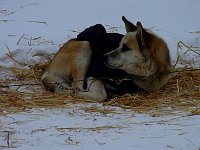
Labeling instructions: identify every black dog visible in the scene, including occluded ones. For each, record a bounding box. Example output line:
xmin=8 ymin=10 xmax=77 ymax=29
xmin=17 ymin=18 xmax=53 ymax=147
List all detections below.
xmin=76 ymin=24 xmax=141 ymax=95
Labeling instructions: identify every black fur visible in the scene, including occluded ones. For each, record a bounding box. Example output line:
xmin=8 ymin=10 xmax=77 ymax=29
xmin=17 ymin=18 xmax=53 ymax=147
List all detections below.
xmin=76 ymin=24 xmax=142 ymax=95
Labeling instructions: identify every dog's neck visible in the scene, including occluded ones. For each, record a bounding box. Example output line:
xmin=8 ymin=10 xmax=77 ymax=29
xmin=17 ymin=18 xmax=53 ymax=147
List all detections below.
xmin=124 ymin=59 xmax=157 ymax=77
xmin=130 ymin=69 xmax=173 ymax=92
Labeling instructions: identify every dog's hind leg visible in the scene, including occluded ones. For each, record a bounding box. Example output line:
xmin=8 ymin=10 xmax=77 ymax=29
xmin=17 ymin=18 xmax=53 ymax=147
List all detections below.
xmin=70 ymin=42 xmax=107 ymax=101
xmin=77 ymin=77 xmax=107 ymax=102
xmin=42 ymin=73 xmax=73 ymax=94
xmin=71 ymin=41 xmax=92 ymax=92
xmin=41 ymin=40 xmax=92 ymax=95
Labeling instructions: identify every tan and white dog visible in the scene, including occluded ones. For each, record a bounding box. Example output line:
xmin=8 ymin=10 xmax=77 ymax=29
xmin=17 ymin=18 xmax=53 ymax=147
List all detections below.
xmin=42 ymin=16 xmax=173 ymax=101
xmin=105 ymin=16 xmax=173 ymax=92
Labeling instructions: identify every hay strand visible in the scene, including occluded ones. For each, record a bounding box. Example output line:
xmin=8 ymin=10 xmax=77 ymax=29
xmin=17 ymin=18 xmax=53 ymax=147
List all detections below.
xmin=0 ymin=41 xmax=200 ymax=115
xmin=1 ymin=64 xmax=199 ymax=115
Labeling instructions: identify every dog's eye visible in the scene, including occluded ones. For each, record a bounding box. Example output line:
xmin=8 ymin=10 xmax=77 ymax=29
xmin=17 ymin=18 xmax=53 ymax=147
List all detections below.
xmin=121 ymin=44 xmax=130 ymax=51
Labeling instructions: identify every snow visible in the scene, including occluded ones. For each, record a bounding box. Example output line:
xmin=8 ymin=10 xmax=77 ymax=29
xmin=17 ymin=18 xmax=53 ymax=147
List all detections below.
xmin=0 ymin=0 xmax=200 ymax=149
xmin=1 ymin=106 xmax=200 ymax=150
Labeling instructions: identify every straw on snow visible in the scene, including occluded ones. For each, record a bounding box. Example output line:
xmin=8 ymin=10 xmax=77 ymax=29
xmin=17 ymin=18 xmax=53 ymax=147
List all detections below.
xmin=0 ymin=41 xmax=200 ymax=115
xmin=1 ymin=63 xmax=199 ymax=115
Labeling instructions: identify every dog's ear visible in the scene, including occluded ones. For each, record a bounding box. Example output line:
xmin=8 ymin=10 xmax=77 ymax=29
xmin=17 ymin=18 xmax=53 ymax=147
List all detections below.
xmin=122 ymin=16 xmax=137 ymax=32
xmin=136 ymin=21 xmax=150 ymax=47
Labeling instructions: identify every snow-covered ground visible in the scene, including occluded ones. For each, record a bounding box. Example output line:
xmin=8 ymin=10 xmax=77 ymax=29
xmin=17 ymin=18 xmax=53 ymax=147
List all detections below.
xmin=1 ymin=106 xmax=200 ymax=150
xmin=0 ymin=0 xmax=200 ymax=149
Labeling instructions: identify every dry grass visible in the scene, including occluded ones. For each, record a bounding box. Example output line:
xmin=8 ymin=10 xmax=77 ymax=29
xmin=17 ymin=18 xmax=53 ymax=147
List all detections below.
xmin=1 ymin=64 xmax=199 ymax=116
xmin=0 ymin=41 xmax=200 ymax=115
xmin=105 ymin=69 xmax=200 ymax=115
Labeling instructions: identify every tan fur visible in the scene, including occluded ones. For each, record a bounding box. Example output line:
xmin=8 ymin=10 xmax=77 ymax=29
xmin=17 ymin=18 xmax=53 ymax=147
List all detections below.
xmin=131 ymin=31 xmax=173 ymax=91
xmin=42 ymin=39 xmax=107 ymax=101
xmin=42 ymin=39 xmax=90 ymax=93
xmin=105 ymin=16 xmax=173 ymax=91
xmin=42 ymin=16 xmax=173 ymax=101
xmin=105 ymin=32 xmax=146 ymax=71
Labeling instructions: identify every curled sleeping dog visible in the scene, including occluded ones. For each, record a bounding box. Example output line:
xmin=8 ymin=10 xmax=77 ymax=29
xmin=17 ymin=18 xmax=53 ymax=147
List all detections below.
xmin=42 ymin=16 xmax=173 ymax=101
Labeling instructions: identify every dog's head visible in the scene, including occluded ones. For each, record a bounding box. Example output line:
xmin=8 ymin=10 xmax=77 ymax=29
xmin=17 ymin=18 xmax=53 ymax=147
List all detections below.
xmin=104 ymin=16 xmax=151 ymax=71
